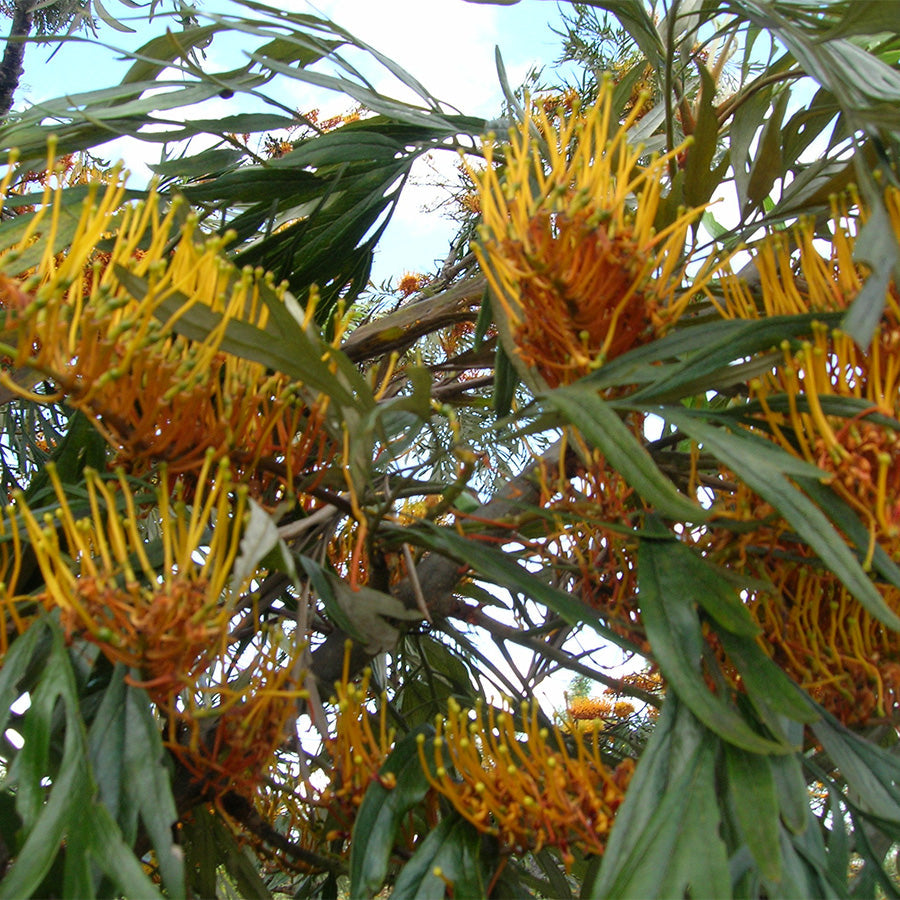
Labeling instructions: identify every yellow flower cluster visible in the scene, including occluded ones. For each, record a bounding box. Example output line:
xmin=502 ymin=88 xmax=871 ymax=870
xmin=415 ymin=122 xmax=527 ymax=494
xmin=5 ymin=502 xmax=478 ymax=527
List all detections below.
xmin=0 ymin=155 xmax=333 ymax=503
xmin=318 ymin=670 xmax=397 ymax=841
xmin=418 ymin=697 xmax=633 ymax=867
xmin=705 ymin=187 xmax=900 ymax=723
xmin=2 ymin=453 xmax=239 ymax=680
xmin=469 ymin=76 xmax=900 ymax=726
xmin=470 ymin=79 xmax=714 ymax=388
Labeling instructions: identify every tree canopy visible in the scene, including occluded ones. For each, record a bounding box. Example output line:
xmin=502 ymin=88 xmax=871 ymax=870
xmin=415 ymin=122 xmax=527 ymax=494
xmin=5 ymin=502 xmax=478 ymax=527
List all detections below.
xmin=1 ymin=1 xmax=900 ymax=897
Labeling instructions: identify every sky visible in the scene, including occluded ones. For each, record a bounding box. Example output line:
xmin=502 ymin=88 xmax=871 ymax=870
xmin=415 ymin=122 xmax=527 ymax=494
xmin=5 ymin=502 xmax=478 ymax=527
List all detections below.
xmin=15 ymin=0 xmax=570 ymax=283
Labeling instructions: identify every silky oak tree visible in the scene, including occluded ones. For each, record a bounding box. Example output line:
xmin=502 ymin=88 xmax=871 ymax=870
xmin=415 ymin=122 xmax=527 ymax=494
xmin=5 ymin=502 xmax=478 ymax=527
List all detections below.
xmin=0 ymin=1 xmax=898 ymax=897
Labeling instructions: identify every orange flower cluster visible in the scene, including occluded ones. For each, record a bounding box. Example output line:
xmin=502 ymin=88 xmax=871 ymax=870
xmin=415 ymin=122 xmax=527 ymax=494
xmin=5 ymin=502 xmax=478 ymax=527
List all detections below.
xmin=172 ymin=635 xmax=306 ymax=800
xmin=315 ymin=670 xmax=398 ymax=842
xmin=256 ymin=668 xmax=398 ymax=857
xmin=419 ymin=697 xmax=633 ymax=867
xmin=535 ymin=442 xmax=647 ymax=652
xmin=568 ymin=696 xmax=614 ymax=720
xmin=471 ymin=79 xmax=715 ymax=388
xmin=15 ymin=455 xmax=244 ymax=697
xmin=0 ymin=168 xmax=336 ymax=505
xmin=567 ymin=697 xmax=636 ymax=721
xmin=705 ymin=186 xmax=900 ymax=723
xmin=5 ymin=449 xmax=309 ymax=801
xmin=396 ymin=271 xmax=426 ymax=297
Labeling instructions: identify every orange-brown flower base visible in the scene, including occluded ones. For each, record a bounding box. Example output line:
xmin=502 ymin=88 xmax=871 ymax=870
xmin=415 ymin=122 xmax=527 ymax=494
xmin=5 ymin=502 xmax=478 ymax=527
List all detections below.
xmin=495 ymin=210 xmax=660 ymax=387
xmin=536 ymin=443 xmax=648 ymax=652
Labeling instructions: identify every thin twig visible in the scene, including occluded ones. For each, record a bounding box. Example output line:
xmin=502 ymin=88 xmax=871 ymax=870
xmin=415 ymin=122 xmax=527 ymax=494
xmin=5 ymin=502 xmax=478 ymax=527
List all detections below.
xmin=402 ymin=542 xmax=431 ymax=623
xmin=467 ymin=606 xmax=661 ymax=708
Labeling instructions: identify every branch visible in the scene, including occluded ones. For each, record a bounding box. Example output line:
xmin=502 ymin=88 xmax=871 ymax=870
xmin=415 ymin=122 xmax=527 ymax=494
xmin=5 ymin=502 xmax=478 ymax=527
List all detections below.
xmin=340 ymin=275 xmax=484 ymax=363
xmin=466 ymin=606 xmax=661 ymax=708
xmin=0 ymin=1 xmax=34 ymax=121
xmin=309 ymin=438 xmax=570 ymax=692
xmin=219 ymin=791 xmax=347 ymax=876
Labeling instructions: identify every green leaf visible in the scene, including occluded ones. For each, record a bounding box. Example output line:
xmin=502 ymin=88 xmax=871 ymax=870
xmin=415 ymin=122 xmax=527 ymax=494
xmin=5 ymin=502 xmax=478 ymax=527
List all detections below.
xmin=493 ymin=341 xmax=519 ymax=418
xmin=401 ymin=521 xmax=645 ymax=655
xmin=622 ymin=313 xmax=842 ymax=403
xmin=769 ymin=741 xmax=810 ymax=835
xmin=1 ymin=625 xmax=163 ymax=900
xmin=299 ymin=556 xmax=420 ymax=655
xmin=232 ymin=499 xmax=299 ymax=608
xmin=149 ymin=147 xmax=245 ymax=179
xmin=683 ymin=66 xmax=728 ymax=209
xmin=399 ymin=635 xmax=477 ymax=725
xmin=725 ymin=745 xmax=783 ymax=882
xmin=843 ymin=202 xmax=900 ymax=346
xmin=543 ymin=384 xmax=706 ymax=523
xmin=638 ymin=530 xmax=794 ymax=753
xmin=716 ymin=628 xmax=818 ymax=726
xmin=0 ymin=622 xmax=48 ymax=737
xmin=121 ymin=25 xmax=224 ymax=84
xmin=798 ymin=475 xmax=900 ymax=591
xmin=123 ymin=682 xmax=183 ymax=896
xmin=349 ymin=728 xmax=436 ymax=899
xmin=745 ymin=87 xmax=790 ymax=213
xmin=591 ymin=698 xmax=730 ymax=899
xmin=663 ymin=409 xmax=900 ymax=631
xmin=811 ymin=714 xmax=900 ymax=825
xmin=390 ymin=814 xmax=488 ymax=900
xmin=117 ymin=267 xmax=372 ymax=416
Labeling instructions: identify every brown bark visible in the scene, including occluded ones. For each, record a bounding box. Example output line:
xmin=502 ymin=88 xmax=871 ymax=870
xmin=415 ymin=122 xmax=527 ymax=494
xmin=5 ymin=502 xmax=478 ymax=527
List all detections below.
xmin=309 ymin=439 xmax=569 ymax=692
xmin=0 ymin=1 xmax=35 ymax=120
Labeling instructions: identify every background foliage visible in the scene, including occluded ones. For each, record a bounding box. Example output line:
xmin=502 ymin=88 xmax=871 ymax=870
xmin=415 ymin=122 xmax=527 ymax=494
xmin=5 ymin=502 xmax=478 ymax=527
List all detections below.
xmin=0 ymin=0 xmax=899 ymax=897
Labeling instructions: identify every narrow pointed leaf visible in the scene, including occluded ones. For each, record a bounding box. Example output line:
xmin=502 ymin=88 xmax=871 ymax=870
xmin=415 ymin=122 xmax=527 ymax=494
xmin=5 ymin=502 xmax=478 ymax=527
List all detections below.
xmin=725 ymin=745 xmax=783 ymax=882
xmin=664 ymin=410 xmax=900 ymax=631
xmin=350 ymin=728 xmax=436 ymax=899
xmin=638 ymin=532 xmax=794 ymax=753
xmin=390 ymin=814 xmax=487 ymax=900
xmin=545 ymin=384 xmax=706 ymax=523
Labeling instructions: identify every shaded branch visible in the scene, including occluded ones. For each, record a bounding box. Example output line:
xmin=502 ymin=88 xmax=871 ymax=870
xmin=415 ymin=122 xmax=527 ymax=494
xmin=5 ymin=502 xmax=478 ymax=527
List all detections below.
xmin=309 ymin=438 xmax=570 ymax=692
xmin=465 ymin=605 xmax=660 ymax=709
xmin=0 ymin=0 xmax=36 ymax=120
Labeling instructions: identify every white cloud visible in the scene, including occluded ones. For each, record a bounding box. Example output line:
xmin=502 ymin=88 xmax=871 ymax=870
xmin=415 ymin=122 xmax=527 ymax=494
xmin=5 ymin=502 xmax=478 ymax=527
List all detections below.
xmin=306 ymin=0 xmax=504 ymax=113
